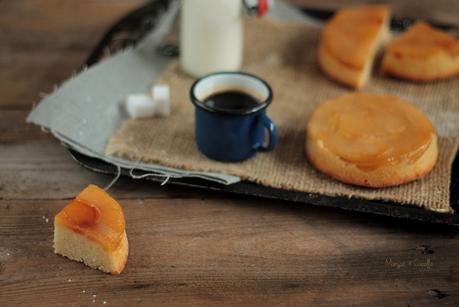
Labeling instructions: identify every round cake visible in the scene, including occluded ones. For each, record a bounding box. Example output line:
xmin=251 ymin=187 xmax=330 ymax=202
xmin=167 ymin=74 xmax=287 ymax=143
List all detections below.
xmin=306 ymin=92 xmax=438 ymax=188
xmin=382 ymin=22 xmax=459 ymax=82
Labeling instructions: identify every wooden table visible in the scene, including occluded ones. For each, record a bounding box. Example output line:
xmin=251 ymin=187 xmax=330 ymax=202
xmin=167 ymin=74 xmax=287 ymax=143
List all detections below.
xmin=1 ymin=1 xmax=459 ymax=306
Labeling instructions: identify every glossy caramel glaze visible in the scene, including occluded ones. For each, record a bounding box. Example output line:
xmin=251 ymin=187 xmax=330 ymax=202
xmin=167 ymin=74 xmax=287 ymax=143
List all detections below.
xmin=321 ymin=5 xmax=389 ymax=70
xmin=386 ymin=22 xmax=459 ymax=59
xmin=55 ymin=185 xmax=125 ymax=251
xmin=307 ymin=93 xmax=435 ymax=170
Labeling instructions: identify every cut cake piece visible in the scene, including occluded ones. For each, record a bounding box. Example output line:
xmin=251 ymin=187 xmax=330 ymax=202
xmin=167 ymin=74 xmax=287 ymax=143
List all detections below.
xmin=318 ymin=5 xmax=391 ymax=89
xmin=54 ymin=184 xmax=128 ymax=274
xmin=382 ymin=22 xmax=459 ymax=82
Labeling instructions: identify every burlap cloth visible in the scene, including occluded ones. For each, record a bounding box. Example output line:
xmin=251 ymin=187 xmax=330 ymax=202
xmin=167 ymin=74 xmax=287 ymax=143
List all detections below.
xmin=106 ymin=19 xmax=459 ymax=213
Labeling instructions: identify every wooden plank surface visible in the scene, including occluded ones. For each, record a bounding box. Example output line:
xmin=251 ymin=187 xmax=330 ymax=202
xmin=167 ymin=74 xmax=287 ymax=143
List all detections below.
xmin=1 ymin=1 xmax=459 ymax=306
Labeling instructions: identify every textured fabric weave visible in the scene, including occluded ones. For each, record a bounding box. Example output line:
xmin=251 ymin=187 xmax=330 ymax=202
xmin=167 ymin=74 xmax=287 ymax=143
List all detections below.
xmin=107 ymin=19 xmax=459 ymax=213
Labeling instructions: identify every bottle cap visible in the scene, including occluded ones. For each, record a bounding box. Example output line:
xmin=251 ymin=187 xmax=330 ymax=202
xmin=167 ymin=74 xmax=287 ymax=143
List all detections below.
xmin=244 ymin=0 xmax=274 ymax=17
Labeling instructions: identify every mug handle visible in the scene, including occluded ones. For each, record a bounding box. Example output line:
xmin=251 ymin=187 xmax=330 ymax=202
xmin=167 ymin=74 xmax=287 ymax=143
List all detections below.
xmin=253 ymin=113 xmax=277 ymax=151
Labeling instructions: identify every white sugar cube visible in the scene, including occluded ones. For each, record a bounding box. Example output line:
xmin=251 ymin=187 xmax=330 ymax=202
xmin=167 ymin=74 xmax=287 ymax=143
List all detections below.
xmin=125 ymin=94 xmax=156 ymax=119
xmin=151 ymin=84 xmax=171 ymax=117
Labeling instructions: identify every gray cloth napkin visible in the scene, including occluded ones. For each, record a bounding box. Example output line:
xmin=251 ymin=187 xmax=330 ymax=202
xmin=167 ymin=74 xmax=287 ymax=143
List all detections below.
xmin=26 ymin=0 xmax=314 ymax=185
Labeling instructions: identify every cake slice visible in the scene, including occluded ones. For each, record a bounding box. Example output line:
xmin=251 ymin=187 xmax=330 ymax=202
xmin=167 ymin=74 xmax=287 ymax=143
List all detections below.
xmin=318 ymin=5 xmax=391 ymax=89
xmin=382 ymin=22 xmax=459 ymax=82
xmin=54 ymin=185 xmax=128 ymax=274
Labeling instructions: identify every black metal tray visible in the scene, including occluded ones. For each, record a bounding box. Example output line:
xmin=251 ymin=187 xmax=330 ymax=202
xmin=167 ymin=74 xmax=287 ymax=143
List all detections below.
xmin=70 ymin=0 xmax=459 ymax=226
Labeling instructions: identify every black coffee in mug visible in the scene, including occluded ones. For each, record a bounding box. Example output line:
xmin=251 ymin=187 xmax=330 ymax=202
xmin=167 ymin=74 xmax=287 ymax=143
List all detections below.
xmin=190 ymin=71 xmax=277 ymax=162
xmin=203 ymin=90 xmax=260 ymax=113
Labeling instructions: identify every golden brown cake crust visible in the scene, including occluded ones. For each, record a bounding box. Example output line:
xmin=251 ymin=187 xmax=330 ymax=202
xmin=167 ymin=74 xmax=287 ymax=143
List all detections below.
xmin=53 ymin=185 xmax=129 ymax=274
xmin=382 ymin=22 xmax=459 ymax=82
xmin=322 ymin=5 xmax=389 ymax=69
xmin=305 ymin=93 xmax=439 ymax=188
xmin=319 ymin=5 xmax=390 ymax=88
xmin=306 ymin=135 xmax=438 ymax=188
xmin=318 ymin=43 xmax=363 ymax=89
xmin=54 ymin=226 xmax=129 ymax=275
xmin=111 ymin=231 xmax=129 ymax=275
xmin=386 ymin=22 xmax=459 ymax=59
xmin=382 ymin=67 xmax=459 ymax=82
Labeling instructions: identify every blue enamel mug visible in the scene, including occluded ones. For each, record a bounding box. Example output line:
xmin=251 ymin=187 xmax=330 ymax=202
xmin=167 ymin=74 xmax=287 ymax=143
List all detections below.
xmin=190 ymin=72 xmax=277 ymax=162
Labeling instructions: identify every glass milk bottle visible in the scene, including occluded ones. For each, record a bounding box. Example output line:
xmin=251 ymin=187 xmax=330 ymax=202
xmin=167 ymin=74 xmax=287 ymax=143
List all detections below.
xmin=180 ymin=0 xmax=244 ymax=77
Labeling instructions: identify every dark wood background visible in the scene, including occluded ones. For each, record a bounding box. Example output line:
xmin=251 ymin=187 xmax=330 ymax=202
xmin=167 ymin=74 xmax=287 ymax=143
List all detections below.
xmin=1 ymin=1 xmax=459 ymax=306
